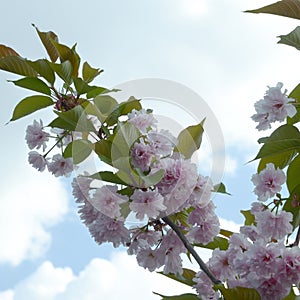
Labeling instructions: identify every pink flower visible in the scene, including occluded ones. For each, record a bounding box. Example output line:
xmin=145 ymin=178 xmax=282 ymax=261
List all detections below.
xmin=90 ymin=185 xmax=128 ymax=219
xmin=25 ymin=119 xmax=49 ymax=151
xmin=188 ymin=175 xmax=213 ymax=207
xmin=28 ymin=151 xmax=48 ymax=171
xmin=136 ymin=247 xmax=164 ymax=272
xmin=251 ymin=163 xmax=286 ymax=201
xmin=186 ymin=220 xmax=219 ymax=246
xmin=153 ymin=156 xmax=198 ymax=215
xmin=208 ymin=249 xmax=234 ymax=281
xmin=130 ymin=139 xmax=153 ymax=172
xmin=88 ymin=212 xmax=130 ymax=247
xmin=128 ymin=229 xmax=161 ymax=255
xmin=193 ymin=271 xmax=219 ymax=300
xmin=160 ymin=231 xmax=186 ymax=275
xmin=72 ymin=175 xmax=92 ymax=203
xmin=251 ymin=83 xmax=296 ymax=131
xmin=129 ymin=189 xmax=166 ymax=220
xmin=255 ymin=209 xmax=293 ymax=241
xmin=127 ymin=109 xmax=157 ymax=133
xmin=148 ymin=129 xmax=177 ymax=157
xmin=47 ymin=154 xmax=74 ymax=177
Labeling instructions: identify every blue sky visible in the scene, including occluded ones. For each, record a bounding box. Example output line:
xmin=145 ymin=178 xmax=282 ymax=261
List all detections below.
xmin=0 ymin=0 xmax=300 ymax=299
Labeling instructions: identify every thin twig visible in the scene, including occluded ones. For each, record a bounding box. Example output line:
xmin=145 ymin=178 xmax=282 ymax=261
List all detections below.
xmin=292 ymin=226 xmax=300 ymax=247
xmin=162 ymin=216 xmax=222 ymax=285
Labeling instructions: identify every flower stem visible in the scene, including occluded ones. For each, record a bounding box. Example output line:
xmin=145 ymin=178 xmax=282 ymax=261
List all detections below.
xmin=162 ymin=216 xmax=222 ymax=285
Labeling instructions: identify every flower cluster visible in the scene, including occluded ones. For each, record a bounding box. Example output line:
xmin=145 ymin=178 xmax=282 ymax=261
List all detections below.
xmin=251 ymin=163 xmax=286 ymax=202
xmin=25 ymin=119 xmax=75 ymax=177
xmin=193 ymin=202 xmax=299 ymax=300
xmin=251 ymin=82 xmax=296 ymax=131
xmin=72 ymin=108 xmax=220 ymax=276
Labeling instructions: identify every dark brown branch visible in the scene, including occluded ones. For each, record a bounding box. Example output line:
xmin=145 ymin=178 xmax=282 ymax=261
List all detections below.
xmin=292 ymin=225 xmax=300 ymax=247
xmin=162 ymin=216 xmax=221 ymax=285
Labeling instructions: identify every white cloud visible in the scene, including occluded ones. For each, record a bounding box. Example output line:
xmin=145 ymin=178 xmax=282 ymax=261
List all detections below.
xmin=5 ymin=261 xmax=74 ymax=300
xmin=0 ymin=218 xmax=242 ymax=300
xmin=0 ymin=290 xmax=13 ymax=300
xmin=0 ymin=166 xmax=69 ymax=266
xmin=0 ymin=253 xmax=194 ymax=300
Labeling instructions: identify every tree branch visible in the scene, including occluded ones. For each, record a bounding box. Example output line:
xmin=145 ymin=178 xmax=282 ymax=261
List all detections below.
xmin=162 ymin=216 xmax=222 ymax=285
xmin=292 ymin=225 xmax=300 ymax=247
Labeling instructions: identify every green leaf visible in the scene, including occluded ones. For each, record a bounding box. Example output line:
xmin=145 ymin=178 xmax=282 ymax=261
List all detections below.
xmin=94 ymin=95 xmax=118 ymax=120
xmin=111 ymin=122 xmax=141 ymax=159
xmin=157 ymin=268 xmax=196 ymax=287
xmin=73 ymin=77 xmax=97 ymax=96
xmin=105 ymin=97 xmax=142 ymax=126
xmin=26 ymin=59 xmax=55 ymax=84
xmin=93 ymin=139 xmax=113 ymax=165
xmin=194 ymin=236 xmax=229 ymax=251
xmin=138 ymin=169 xmax=165 ymax=188
xmin=253 ymin=124 xmax=300 ymax=171
xmin=51 ymin=40 xmax=80 ymax=76
xmin=49 ymin=106 xmax=96 ymax=132
xmin=283 ymin=184 xmax=300 ymax=230
xmin=82 ymin=61 xmax=103 ymax=83
xmin=49 ymin=60 xmax=73 ymax=84
xmin=10 ymin=77 xmax=51 ymax=95
xmin=283 ymin=287 xmax=300 ymax=300
xmin=213 ymin=182 xmax=231 ymax=195
xmin=245 ymin=0 xmax=300 ymax=20
xmin=0 ymin=44 xmax=19 ymax=58
xmin=63 ymin=139 xmax=93 ymax=164
xmin=0 ymin=56 xmax=37 ymax=77
xmin=89 ymin=171 xmax=128 ymax=185
xmin=32 ymin=24 xmax=59 ymax=62
xmin=278 ymin=26 xmax=300 ymax=51
xmin=86 ymin=86 xmax=110 ymax=98
xmin=218 ymin=285 xmax=261 ymax=300
xmin=11 ymin=95 xmax=53 ymax=121
xmin=174 ymin=119 xmax=205 ymax=159
xmin=240 ymin=210 xmax=255 ymax=226
xmin=287 ymin=154 xmax=300 ymax=193
xmin=287 ymin=83 xmax=300 ymax=125
xmin=219 ymin=228 xmax=234 ymax=238
xmin=153 ymin=293 xmax=199 ymax=300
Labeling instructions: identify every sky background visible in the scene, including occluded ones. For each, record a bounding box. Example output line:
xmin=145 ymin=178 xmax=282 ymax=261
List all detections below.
xmin=0 ymin=0 xmax=300 ymax=299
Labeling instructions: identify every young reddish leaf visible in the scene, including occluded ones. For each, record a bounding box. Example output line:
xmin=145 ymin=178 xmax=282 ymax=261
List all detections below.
xmin=10 ymin=95 xmax=53 ymax=121
xmin=0 ymin=44 xmax=19 ymax=58
xmin=0 ymin=56 xmax=37 ymax=77
xmin=32 ymin=24 xmax=59 ymax=62
xmin=245 ymin=0 xmax=300 ymax=20
xmin=50 ymin=40 xmax=80 ymax=76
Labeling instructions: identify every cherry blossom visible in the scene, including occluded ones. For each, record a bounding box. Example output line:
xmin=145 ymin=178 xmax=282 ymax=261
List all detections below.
xmin=89 ymin=185 xmax=128 ymax=219
xmin=129 ymin=189 xmax=166 ymax=220
xmin=28 ymin=151 xmax=48 ymax=171
xmin=130 ymin=139 xmax=153 ymax=172
xmin=25 ymin=119 xmax=49 ymax=151
xmin=47 ymin=154 xmax=74 ymax=177
xmin=127 ymin=109 xmax=157 ymax=133
xmin=251 ymin=82 xmax=296 ymax=130
xmin=251 ymin=163 xmax=286 ymax=201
